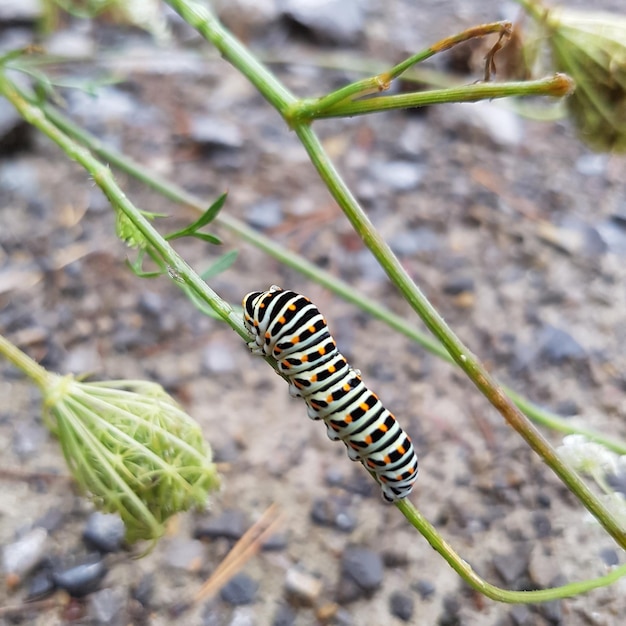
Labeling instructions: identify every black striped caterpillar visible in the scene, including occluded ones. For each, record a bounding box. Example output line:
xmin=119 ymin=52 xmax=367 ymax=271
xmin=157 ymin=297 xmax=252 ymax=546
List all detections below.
xmin=242 ymin=286 xmax=418 ymax=501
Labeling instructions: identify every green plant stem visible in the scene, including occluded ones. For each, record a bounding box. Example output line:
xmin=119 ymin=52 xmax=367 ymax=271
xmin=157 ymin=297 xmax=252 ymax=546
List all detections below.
xmin=309 ymin=74 xmax=574 ymax=119
xmin=0 ymin=72 xmax=245 ymax=343
xmin=289 ymin=21 xmax=512 ymax=119
xmin=0 ymin=333 xmax=52 ymax=389
xmin=292 ymin=123 xmax=626 ymax=550
xmin=397 ymin=499 xmax=626 ymax=603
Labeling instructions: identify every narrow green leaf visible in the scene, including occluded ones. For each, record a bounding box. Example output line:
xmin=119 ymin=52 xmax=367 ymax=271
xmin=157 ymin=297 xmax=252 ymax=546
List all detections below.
xmin=166 ymin=192 xmax=228 ymax=241
xmin=192 ymin=232 xmax=222 ymax=245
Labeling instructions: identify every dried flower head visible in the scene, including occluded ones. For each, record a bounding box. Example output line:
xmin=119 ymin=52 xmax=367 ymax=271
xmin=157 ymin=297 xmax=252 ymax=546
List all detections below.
xmin=541 ymin=7 xmax=626 ymax=152
xmin=43 ymin=374 xmax=220 ymax=543
xmin=558 ymin=434 xmax=620 ymax=492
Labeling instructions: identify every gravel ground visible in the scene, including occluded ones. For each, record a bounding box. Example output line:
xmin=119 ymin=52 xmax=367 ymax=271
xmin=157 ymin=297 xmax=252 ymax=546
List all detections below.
xmin=1 ymin=1 xmax=625 ymax=625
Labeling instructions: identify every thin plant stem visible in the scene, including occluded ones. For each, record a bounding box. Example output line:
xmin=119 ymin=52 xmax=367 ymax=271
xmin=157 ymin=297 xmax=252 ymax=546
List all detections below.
xmin=310 ymin=74 xmax=573 ymax=119
xmin=396 ymin=499 xmax=626 ymax=603
xmin=0 ymin=333 xmax=51 ymax=389
xmin=289 ymin=21 xmax=512 ymax=119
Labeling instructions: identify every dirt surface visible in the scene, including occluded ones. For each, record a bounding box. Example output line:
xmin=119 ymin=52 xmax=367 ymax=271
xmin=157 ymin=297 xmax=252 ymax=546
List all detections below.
xmin=1 ymin=1 xmax=626 ymax=625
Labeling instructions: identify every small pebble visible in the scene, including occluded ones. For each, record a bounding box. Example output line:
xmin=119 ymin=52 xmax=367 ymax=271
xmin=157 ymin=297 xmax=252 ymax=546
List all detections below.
xmin=372 ymin=160 xmax=424 ymax=192
xmin=493 ymin=550 xmax=529 ymax=585
xmin=245 ymin=198 xmax=284 ymax=230
xmin=220 ymin=573 xmax=258 ymax=606
xmin=52 ymin=555 xmax=107 ymax=597
xmin=2 ymin=527 xmax=48 ymax=586
xmin=381 ymin=550 xmax=409 ymax=568
xmin=389 ymin=591 xmax=414 ymax=621
xmin=413 ymin=579 xmax=435 ymax=599
xmin=537 ymin=325 xmax=587 ymax=364
xmin=510 ymin=604 xmax=533 ymax=626
xmin=35 ymin=507 xmax=65 ymax=534
xmin=194 ymin=510 xmax=248 ymax=541
xmin=272 ymin=603 xmax=297 ymax=626
xmin=26 ymin=567 xmax=55 ymax=600
xmin=189 ymin=116 xmax=243 ymax=151
xmin=83 ymin=512 xmax=126 ymax=553
xmin=439 ymin=595 xmax=461 ymax=626
xmin=340 ymin=545 xmax=383 ymax=593
xmin=443 ymin=276 xmax=475 ymax=296
xmin=88 ymin=587 xmax=126 ymax=624
xmin=228 ymin=607 xmax=256 ymax=626
xmin=261 ymin=532 xmax=288 ymax=551
xmin=284 ymin=567 xmax=323 ymax=605
xmin=599 ymin=547 xmax=619 ymax=567
xmin=537 ymin=599 xmax=563 ymax=624
xmin=531 ymin=512 xmax=552 ymax=539
xmin=575 ymin=153 xmax=607 ymax=177
xmin=310 ymin=497 xmax=357 ymax=533
xmin=163 ymin=538 xmax=205 ymax=572
xmin=131 ymin=573 xmax=155 ymax=607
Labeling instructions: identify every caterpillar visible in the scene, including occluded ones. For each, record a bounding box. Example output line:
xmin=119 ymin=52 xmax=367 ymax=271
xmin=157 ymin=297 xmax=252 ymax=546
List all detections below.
xmin=242 ymin=285 xmax=418 ymax=502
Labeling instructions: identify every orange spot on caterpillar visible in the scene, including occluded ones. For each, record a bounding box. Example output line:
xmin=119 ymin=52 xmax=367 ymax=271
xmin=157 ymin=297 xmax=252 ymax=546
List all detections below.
xmin=397 ymin=445 xmax=406 ymax=455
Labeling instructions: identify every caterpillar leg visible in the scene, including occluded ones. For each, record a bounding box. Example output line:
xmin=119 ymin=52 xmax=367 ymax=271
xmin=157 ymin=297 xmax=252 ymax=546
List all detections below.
xmin=324 ymin=422 xmax=341 ymax=441
xmin=287 ymin=381 xmax=303 ymax=398
xmin=344 ymin=443 xmax=363 ymax=462
xmin=306 ymin=405 xmax=323 ymax=421
xmin=246 ymin=340 xmax=266 ymax=356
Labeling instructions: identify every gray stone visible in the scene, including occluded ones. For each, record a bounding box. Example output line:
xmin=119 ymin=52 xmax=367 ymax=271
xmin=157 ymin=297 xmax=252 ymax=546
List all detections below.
xmin=284 ymin=567 xmax=323 ymax=605
xmin=1 ymin=527 xmax=48 ymax=582
xmin=189 ymin=116 xmax=243 ymax=150
xmin=52 ymin=556 xmax=107 ymax=597
xmin=389 ymin=591 xmax=414 ymax=621
xmin=340 ymin=545 xmax=383 ymax=592
xmin=371 ymin=160 xmax=424 ymax=192
xmin=220 ymin=573 xmax=258 ymax=605
xmin=83 ymin=512 xmax=126 ymax=553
